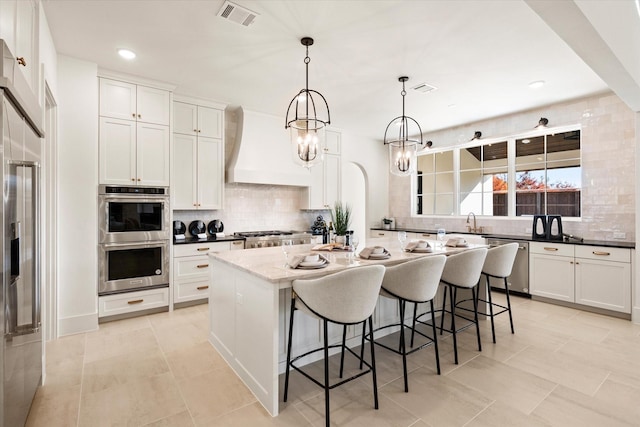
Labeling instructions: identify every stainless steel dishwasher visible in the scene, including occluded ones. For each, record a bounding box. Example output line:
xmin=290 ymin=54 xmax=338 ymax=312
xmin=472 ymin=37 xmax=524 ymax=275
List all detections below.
xmin=486 ymin=238 xmax=530 ymax=297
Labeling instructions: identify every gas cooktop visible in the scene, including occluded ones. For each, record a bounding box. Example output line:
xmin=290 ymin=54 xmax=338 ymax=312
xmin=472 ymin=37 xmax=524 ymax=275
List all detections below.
xmin=234 ymin=230 xmax=312 ymax=248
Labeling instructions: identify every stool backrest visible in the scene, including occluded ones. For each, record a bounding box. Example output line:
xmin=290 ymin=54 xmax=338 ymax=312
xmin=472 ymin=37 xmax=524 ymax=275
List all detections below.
xmin=293 ymin=265 xmax=385 ymax=324
xmin=382 ymin=255 xmax=446 ymax=302
xmin=483 ymin=243 xmax=519 ymax=278
xmin=441 ymin=248 xmax=488 ymax=288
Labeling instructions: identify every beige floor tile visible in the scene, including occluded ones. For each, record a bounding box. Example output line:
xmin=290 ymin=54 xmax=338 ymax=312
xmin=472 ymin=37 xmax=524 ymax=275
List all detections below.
xmin=592 ymin=378 xmax=640 ymax=425
xmin=465 ymin=401 xmax=550 ymax=427
xmin=45 ymin=333 xmax=86 ymax=364
xmin=153 ymin=320 xmax=209 ymax=353
xmin=25 ymin=384 xmax=81 ymax=427
xmin=504 ymin=345 xmax=610 ymax=396
xmin=143 ymin=410 xmax=195 ymax=426
xmin=177 ymin=365 xmax=257 ymax=424
xmin=556 ymin=338 xmax=640 ymax=375
xmin=78 ymin=372 xmax=187 ymax=427
xmin=44 ymin=354 xmax=84 ymax=388
xmin=446 ymin=355 xmax=556 ymax=414
xmin=381 ymin=368 xmax=493 ymax=426
xmin=530 ymin=384 xmax=635 ymax=427
xmin=149 ymin=305 xmax=208 ymax=330
xmin=82 ymin=347 xmax=170 ymax=393
xmin=97 ymin=314 xmax=152 ymax=335
xmin=205 ymin=402 xmax=311 ymax=426
xmin=165 ymin=341 xmax=227 ymax=380
xmin=84 ymin=327 xmax=160 ymax=363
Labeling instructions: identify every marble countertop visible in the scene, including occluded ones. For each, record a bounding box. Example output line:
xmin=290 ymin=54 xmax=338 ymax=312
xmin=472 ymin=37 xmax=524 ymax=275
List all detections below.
xmin=208 ymin=237 xmax=486 ymax=285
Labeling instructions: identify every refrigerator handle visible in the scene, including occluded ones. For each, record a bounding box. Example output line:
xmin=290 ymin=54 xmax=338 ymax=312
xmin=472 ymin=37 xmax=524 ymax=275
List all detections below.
xmin=10 ymin=221 xmax=20 ymax=279
xmin=31 ymin=162 xmax=41 ymax=331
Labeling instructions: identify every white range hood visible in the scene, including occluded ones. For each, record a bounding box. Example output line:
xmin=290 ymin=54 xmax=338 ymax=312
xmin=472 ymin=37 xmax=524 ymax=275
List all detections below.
xmin=227 ymin=107 xmax=311 ymax=187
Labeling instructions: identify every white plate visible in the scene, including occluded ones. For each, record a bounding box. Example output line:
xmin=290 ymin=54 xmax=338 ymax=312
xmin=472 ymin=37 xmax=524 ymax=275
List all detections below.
xmin=407 ymin=247 xmax=432 ymax=253
xmin=363 ymin=252 xmax=390 ymax=259
xmin=298 ymin=260 xmax=326 ymax=267
xmin=297 ymin=261 xmax=328 ymax=270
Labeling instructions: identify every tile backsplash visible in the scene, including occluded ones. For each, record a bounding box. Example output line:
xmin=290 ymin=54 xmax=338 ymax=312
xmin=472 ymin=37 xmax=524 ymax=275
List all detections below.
xmin=390 ymin=92 xmax=636 ymax=242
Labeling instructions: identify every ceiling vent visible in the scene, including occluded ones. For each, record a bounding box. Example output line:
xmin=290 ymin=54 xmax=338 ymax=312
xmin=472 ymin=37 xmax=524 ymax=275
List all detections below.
xmin=410 ymin=82 xmax=437 ymax=94
xmin=217 ymin=1 xmax=259 ymax=27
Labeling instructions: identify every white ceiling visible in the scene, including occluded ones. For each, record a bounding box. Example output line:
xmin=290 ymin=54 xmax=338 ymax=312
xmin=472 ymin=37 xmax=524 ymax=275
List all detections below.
xmin=41 ymin=0 xmax=639 ymax=141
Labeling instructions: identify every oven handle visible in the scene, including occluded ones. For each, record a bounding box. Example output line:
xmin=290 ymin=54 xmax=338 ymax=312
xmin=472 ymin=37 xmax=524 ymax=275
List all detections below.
xmin=100 ymin=240 xmax=168 ymax=250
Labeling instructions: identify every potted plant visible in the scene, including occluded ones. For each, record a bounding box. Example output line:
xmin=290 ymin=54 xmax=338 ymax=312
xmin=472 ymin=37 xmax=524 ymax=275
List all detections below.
xmin=332 ymin=201 xmax=352 ymax=242
xmin=382 ymin=217 xmax=393 ymax=230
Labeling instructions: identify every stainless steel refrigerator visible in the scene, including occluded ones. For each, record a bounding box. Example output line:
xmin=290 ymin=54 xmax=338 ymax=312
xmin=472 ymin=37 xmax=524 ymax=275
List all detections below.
xmin=0 ymin=40 xmax=44 ymax=427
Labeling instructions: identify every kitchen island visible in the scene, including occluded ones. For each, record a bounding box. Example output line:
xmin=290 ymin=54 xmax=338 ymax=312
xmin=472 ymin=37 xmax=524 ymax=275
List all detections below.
xmin=208 ymin=237 xmax=485 ymax=416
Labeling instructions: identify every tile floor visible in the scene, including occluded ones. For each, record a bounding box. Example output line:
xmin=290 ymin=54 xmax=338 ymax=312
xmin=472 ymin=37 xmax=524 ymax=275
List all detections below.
xmin=26 ymin=294 xmax=640 ymax=426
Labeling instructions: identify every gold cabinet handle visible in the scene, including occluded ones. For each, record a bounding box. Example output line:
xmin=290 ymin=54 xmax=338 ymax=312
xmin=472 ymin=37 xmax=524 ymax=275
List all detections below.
xmin=16 ymin=57 xmax=26 ymax=66
xmin=421 ymin=233 xmax=432 ymax=237
xmin=378 ymin=233 xmax=385 ymax=236
xmin=197 ymin=247 xmax=210 ymax=252
xmin=232 ymin=241 xmax=243 ymax=245
xmin=131 ymin=178 xmax=136 ymax=181
xmin=138 ymin=114 xmax=141 ymax=118
xmin=132 ymin=113 xmax=136 ymax=118
xmin=543 ymin=247 xmax=558 ymax=251
xmin=196 ymin=264 xmax=209 ymax=268
xmin=197 ymin=285 xmax=209 ymax=290
xmin=127 ymin=299 xmax=144 ymax=305
xmin=592 ymin=251 xmax=610 ymax=256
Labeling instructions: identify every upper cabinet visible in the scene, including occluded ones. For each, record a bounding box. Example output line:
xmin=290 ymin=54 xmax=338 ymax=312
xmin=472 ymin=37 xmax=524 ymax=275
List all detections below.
xmin=99 ymin=77 xmax=171 ymax=186
xmin=302 ymin=129 xmax=341 ymax=210
xmin=99 ymin=79 xmax=171 ymax=126
xmin=174 ymin=101 xmax=222 ymax=139
xmin=0 ymin=0 xmax=39 ymax=95
xmin=172 ymin=97 xmax=225 ymax=210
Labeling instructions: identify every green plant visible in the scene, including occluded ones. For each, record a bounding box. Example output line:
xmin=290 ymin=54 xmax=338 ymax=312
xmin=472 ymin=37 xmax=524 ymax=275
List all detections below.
xmin=332 ymin=201 xmax=352 ymax=235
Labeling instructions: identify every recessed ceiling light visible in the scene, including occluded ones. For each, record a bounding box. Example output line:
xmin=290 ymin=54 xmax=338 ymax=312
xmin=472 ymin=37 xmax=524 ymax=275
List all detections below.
xmin=528 ymin=80 xmax=545 ymax=89
xmin=117 ymin=49 xmax=136 ymax=60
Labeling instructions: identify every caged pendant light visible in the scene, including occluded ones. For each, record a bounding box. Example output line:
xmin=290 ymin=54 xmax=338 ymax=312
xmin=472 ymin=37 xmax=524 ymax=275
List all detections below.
xmin=383 ymin=76 xmax=430 ymax=176
xmin=285 ymin=37 xmax=331 ymax=169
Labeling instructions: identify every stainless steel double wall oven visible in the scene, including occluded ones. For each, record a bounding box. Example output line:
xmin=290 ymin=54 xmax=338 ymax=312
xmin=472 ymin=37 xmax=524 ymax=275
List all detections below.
xmin=98 ymin=185 xmax=170 ymax=295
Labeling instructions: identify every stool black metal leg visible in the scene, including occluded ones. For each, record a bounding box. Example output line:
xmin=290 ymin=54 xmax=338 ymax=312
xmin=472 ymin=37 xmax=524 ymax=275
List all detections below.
xmin=283 ymin=297 xmax=296 ymax=402
xmin=450 ymin=285 xmax=458 ymax=364
xmin=439 ymin=285 xmax=447 ymax=335
xmin=430 ymin=299 xmax=441 ymax=375
xmin=410 ymin=302 xmax=418 ymax=348
xmin=339 ymin=325 xmax=347 ymax=378
xmin=323 ymin=319 xmax=330 ymax=427
xmin=368 ymin=316 xmax=379 ymax=410
xmin=486 ymin=276 xmax=496 ymax=343
xmin=472 ymin=286 xmax=482 ymax=351
xmin=399 ymin=300 xmax=408 ymax=392
xmin=359 ymin=321 xmax=366 ymax=370
xmin=504 ymin=277 xmax=515 ymax=334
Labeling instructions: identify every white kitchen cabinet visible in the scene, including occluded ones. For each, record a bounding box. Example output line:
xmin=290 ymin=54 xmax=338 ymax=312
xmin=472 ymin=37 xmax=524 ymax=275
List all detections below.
xmin=302 ymin=129 xmax=341 ymax=210
xmin=173 ymin=240 xmax=243 ymax=305
xmin=99 ymin=287 xmax=169 ymax=318
xmin=99 ymin=78 xmax=171 ymax=125
xmin=174 ymin=101 xmax=223 ymax=138
xmin=575 ymin=246 xmax=631 ymax=313
xmin=530 ymin=242 xmax=632 ymax=313
xmin=0 ymin=0 xmax=38 ymax=95
xmin=172 ymin=99 xmax=225 ymax=210
xmin=99 ymin=117 xmax=170 ymax=186
xmin=369 ymin=230 xmax=395 ymax=239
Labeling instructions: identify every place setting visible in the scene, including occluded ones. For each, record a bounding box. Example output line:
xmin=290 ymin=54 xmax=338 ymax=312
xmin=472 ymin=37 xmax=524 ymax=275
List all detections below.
xmin=403 ymin=240 xmax=433 ymax=253
xmin=358 ymin=245 xmax=391 ymax=260
xmin=286 ymin=253 xmax=330 ymax=270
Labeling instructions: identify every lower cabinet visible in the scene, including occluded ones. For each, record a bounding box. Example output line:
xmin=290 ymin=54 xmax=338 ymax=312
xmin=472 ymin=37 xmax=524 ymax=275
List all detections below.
xmin=173 ymin=240 xmax=244 ymax=305
xmin=99 ymin=287 xmax=169 ymax=318
xmin=530 ymin=242 xmax=631 ymax=313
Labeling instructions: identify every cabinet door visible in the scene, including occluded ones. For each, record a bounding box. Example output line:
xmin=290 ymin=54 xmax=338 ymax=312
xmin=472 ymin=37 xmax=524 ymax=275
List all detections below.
xmin=137 ymin=85 xmax=171 ymax=125
xmin=15 ymin=0 xmax=36 ymax=93
xmin=99 ymin=117 xmax=136 ymax=185
xmin=324 ymin=153 xmax=341 ymax=209
xmin=198 ymin=106 xmax=223 ymax=138
xmin=306 ymin=163 xmax=325 ymax=209
xmin=99 ymin=79 xmax=137 ymax=121
xmin=173 ymin=102 xmax=197 ymax=135
xmin=325 ymin=130 xmax=341 ymax=155
xmin=197 ymin=137 xmax=223 ymax=209
xmin=136 ymin=123 xmax=170 ymax=186
xmin=0 ymin=1 xmax=17 ymax=57
xmin=529 ymin=253 xmax=574 ymax=302
xmin=173 ymin=134 xmax=198 ymax=209
xmin=575 ymin=258 xmax=631 ymax=313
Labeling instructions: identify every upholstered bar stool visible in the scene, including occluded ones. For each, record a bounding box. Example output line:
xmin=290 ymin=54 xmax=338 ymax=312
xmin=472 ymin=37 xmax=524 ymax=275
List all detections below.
xmin=362 ymin=255 xmax=446 ymax=392
xmin=478 ymin=242 xmax=519 ymax=343
xmin=436 ymin=248 xmax=488 ymax=364
xmin=283 ymin=265 xmax=385 ymax=427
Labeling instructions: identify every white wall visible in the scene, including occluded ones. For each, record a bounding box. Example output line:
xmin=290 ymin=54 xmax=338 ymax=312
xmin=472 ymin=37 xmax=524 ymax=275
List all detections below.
xmin=38 ymin=2 xmax=57 ymax=99
xmin=57 ymin=55 xmax=98 ymax=335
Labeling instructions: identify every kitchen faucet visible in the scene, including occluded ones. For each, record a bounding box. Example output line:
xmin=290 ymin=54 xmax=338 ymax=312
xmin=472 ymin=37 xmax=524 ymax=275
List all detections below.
xmin=466 ymin=212 xmax=482 ymax=233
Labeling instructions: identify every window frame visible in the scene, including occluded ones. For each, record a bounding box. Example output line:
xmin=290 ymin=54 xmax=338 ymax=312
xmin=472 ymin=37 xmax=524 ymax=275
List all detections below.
xmin=412 ymin=123 xmax=582 ymax=219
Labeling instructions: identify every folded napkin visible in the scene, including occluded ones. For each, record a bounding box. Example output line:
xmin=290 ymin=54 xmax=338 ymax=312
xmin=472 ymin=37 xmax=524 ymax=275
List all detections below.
xmin=359 ymin=246 xmax=388 ymax=259
xmin=446 ymin=238 xmax=468 ymax=247
xmin=312 ymin=243 xmax=341 ymax=251
xmin=288 ymin=253 xmax=329 ymax=269
xmin=404 ymin=240 xmax=431 ymax=252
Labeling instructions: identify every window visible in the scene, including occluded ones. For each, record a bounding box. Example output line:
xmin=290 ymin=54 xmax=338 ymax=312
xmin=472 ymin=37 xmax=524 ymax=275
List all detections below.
xmin=414 ymin=128 xmax=581 ymax=218
xmin=515 ymin=130 xmax=581 ymax=217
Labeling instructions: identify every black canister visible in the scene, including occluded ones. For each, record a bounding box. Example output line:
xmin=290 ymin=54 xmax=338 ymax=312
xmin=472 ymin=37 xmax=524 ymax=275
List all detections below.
xmin=532 ymin=215 xmax=547 ymax=240
xmin=546 ymin=215 xmax=563 ymax=241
